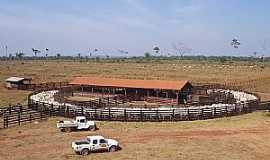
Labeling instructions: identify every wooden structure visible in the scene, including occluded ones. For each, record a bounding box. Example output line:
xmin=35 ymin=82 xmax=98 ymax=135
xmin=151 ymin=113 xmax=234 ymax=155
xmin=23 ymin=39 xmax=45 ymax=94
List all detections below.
xmin=69 ymin=77 xmax=193 ymax=105
xmin=5 ymin=77 xmax=32 ymax=89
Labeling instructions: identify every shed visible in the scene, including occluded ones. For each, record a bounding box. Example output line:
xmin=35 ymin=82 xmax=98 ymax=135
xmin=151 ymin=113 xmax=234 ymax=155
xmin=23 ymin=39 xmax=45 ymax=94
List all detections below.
xmin=70 ymin=77 xmax=193 ymax=104
xmin=5 ymin=77 xmax=32 ymax=89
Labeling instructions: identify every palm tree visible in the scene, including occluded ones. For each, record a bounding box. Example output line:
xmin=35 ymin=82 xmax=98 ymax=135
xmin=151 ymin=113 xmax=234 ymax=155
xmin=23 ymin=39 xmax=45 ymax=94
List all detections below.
xmin=45 ymin=48 xmax=49 ymax=58
xmin=153 ymin=46 xmax=160 ymax=54
xmin=230 ymin=38 xmax=241 ymax=62
xmin=231 ymin=38 xmax=241 ymax=48
xmin=32 ymin=48 xmax=41 ymax=57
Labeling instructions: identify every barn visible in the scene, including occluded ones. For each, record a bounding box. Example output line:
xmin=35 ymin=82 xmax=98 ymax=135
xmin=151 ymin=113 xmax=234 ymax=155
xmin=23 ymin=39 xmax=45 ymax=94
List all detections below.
xmin=5 ymin=77 xmax=32 ymax=89
xmin=69 ymin=77 xmax=193 ymax=105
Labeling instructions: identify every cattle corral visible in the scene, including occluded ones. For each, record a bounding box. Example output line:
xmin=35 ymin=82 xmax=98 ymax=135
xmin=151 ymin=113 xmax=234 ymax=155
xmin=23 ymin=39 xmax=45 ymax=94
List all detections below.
xmin=1 ymin=60 xmax=270 ymax=160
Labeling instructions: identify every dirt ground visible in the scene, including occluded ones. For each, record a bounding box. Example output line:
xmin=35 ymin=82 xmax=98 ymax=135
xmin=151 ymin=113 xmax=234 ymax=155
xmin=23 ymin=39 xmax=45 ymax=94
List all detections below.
xmin=1 ymin=111 xmax=270 ymax=160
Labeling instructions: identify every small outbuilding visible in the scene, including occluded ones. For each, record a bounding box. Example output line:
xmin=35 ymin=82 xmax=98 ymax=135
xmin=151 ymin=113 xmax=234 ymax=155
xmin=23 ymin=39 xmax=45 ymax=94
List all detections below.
xmin=5 ymin=77 xmax=32 ymax=89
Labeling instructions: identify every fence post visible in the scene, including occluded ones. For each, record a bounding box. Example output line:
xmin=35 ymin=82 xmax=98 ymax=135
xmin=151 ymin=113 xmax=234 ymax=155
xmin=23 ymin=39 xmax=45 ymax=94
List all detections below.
xmin=4 ymin=115 xmax=7 ymax=128
xmin=8 ymin=106 xmax=11 ymax=115
xmin=94 ymin=108 xmax=97 ymax=120
xmin=214 ymin=107 xmax=216 ymax=118
xmin=124 ymin=109 xmax=127 ymax=121
xmin=225 ymin=106 xmax=228 ymax=116
xmin=50 ymin=104 xmax=53 ymax=117
xmin=19 ymin=105 xmax=22 ymax=113
xmin=30 ymin=113 xmax=32 ymax=122
xmin=201 ymin=108 xmax=204 ymax=120
xmin=156 ymin=110 xmax=159 ymax=121
xmin=140 ymin=109 xmax=143 ymax=122
xmin=108 ymin=108 xmax=111 ymax=120
xmin=187 ymin=109 xmax=190 ymax=120
xmin=81 ymin=107 xmax=84 ymax=116
xmin=172 ymin=109 xmax=175 ymax=121
xmin=18 ymin=112 xmax=21 ymax=126
xmin=66 ymin=106 xmax=69 ymax=117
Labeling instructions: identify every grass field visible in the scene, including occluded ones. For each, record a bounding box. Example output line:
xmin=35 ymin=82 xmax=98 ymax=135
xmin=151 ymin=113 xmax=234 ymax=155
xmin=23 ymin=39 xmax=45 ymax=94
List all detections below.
xmin=0 ymin=59 xmax=270 ymax=160
xmin=0 ymin=60 xmax=270 ymax=106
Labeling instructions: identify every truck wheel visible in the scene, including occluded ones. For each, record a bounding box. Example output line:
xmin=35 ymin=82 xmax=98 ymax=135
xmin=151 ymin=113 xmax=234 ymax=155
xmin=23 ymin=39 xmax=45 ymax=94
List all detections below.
xmin=65 ymin=127 xmax=71 ymax=132
xmin=109 ymin=146 xmax=117 ymax=152
xmin=81 ymin=149 xmax=90 ymax=156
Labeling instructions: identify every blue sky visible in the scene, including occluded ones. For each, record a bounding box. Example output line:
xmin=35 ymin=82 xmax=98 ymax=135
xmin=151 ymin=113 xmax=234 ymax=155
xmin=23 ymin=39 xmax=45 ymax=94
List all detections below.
xmin=0 ymin=0 xmax=269 ymax=57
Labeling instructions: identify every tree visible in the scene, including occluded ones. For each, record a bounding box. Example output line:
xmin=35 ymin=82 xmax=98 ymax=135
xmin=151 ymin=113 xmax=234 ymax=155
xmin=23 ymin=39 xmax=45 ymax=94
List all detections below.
xmin=15 ymin=52 xmax=24 ymax=60
xmin=153 ymin=46 xmax=160 ymax=54
xmin=56 ymin=53 xmax=61 ymax=63
xmin=32 ymin=48 xmax=41 ymax=57
xmin=118 ymin=49 xmax=128 ymax=55
xmin=45 ymin=48 xmax=49 ymax=58
xmin=144 ymin=52 xmax=151 ymax=59
xmin=56 ymin=53 xmax=61 ymax=58
xmin=231 ymin=38 xmax=241 ymax=48
xmin=172 ymin=42 xmax=191 ymax=60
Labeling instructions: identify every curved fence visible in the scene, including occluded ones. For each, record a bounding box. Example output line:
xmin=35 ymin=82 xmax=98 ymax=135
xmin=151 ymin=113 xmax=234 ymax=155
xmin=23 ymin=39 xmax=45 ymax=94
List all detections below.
xmin=28 ymin=97 xmax=259 ymax=122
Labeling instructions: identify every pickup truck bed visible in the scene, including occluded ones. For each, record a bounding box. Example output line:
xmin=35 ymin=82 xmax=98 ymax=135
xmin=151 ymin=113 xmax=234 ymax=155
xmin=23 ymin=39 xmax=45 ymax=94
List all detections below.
xmin=57 ymin=121 xmax=77 ymax=128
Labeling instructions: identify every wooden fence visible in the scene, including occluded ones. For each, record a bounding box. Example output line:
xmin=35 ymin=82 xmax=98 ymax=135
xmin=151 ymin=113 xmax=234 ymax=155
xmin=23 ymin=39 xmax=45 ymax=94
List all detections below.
xmin=0 ymin=98 xmax=263 ymax=128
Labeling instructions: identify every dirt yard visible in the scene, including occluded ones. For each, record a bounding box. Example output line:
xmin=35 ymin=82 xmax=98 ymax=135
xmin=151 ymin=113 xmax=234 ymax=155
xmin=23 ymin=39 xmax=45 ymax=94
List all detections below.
xmin=1 ymin=111 xmax=270 ymax=160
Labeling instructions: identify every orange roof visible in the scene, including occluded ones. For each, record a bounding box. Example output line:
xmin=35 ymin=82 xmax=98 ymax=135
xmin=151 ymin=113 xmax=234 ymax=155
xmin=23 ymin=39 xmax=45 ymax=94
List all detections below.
xmin=70 ymin=77 xmax=190 ymax=91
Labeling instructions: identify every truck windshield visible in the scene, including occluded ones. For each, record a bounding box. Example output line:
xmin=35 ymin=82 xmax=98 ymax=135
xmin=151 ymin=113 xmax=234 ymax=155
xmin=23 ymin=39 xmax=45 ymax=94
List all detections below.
xmin=86 ymin=138 xmax=91 ymax=142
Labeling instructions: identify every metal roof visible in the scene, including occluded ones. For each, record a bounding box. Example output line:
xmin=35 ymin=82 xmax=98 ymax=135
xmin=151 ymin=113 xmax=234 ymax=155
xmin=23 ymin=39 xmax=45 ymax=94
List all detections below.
xmin=70 ymin=77 xmax=190 ymax=91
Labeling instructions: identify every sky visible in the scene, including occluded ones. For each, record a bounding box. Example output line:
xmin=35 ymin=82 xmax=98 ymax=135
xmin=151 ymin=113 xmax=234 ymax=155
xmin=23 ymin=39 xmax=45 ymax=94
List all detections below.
xmin=0 ymin=0 xmax=269 ymax=57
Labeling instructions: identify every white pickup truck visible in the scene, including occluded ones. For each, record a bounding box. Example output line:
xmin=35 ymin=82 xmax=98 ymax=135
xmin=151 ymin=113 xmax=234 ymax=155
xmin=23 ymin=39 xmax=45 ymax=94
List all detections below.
xmin=56 ymin=116 xmax=97 ymax=132
xmin=71 ymin=135 xmax=120 ymax=155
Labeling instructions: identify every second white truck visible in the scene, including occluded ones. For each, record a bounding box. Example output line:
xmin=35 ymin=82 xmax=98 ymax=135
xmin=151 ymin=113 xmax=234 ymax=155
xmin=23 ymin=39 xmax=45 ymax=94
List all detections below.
xmin=71 ymin=135 xmax=120 ymax=155
xmin=56 ymin=116 xmax=97 ymax=132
